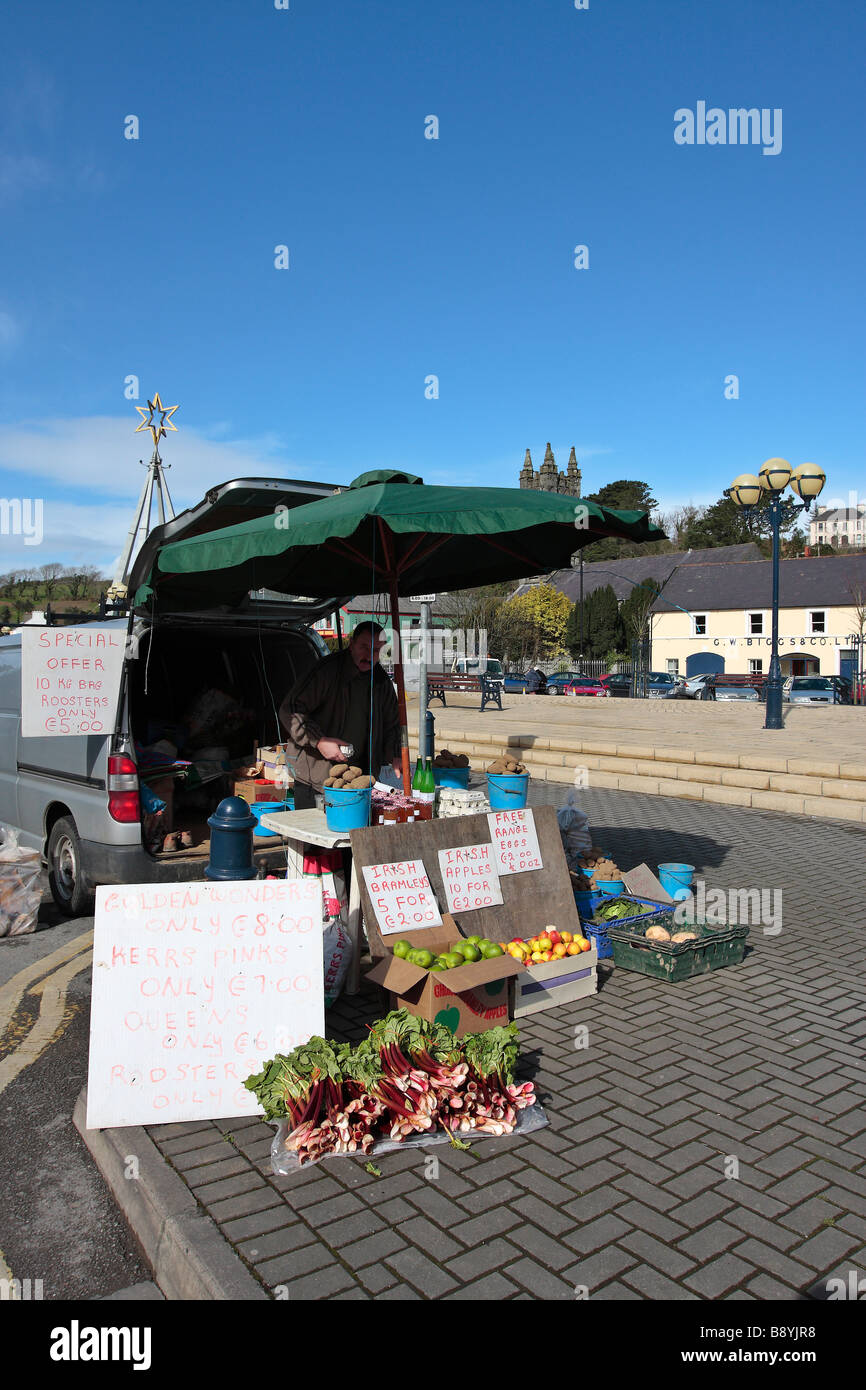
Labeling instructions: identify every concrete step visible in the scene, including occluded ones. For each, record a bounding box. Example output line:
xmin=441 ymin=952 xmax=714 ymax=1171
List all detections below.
xmin=411 ymin=731 xmax=866 ymax=823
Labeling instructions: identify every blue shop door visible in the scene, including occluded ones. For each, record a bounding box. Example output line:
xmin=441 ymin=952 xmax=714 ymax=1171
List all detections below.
xmin=686 ymin=652 xmax=725 ymax=677
xmin=839 ymin=651 xmax=856 ymax=683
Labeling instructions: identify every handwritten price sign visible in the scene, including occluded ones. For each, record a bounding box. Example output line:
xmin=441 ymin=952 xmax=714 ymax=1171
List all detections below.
xmin=438 ymin=843 xmax=503 ymax=915
xmin=487 ymin=809 xmax=543 ymax=877
xmin=86 ymin=877 xmax=324 ymax=1128
xmin=362 ymin=859 xmax=443 ymax=935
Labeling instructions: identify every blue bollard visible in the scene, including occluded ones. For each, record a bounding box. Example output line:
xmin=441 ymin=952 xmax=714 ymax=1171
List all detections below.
xmin=205 ymin=796 xmax=257 ymax=880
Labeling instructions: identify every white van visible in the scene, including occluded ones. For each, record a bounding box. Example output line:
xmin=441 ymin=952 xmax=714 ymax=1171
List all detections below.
xmin=0 ymin=478 xmax=344 ymax=914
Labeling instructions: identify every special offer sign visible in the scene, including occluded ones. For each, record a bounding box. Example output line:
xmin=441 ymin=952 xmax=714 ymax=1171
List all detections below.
xmin=21 ymin=627 xmax=127 ymax=737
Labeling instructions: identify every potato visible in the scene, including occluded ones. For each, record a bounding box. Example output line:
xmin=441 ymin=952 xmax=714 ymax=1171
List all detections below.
xmin=323 ymin=778 xmax=335 ymax=787
xmin=672 ymin=931 xmax=698 ymax=943
xmin=331 ymin=763 xmax=348 ymax=776
xmin=645 ymin=925 xmax=671 ymax=942
xmin=455 ymin=754 xmax=469 ymax=767
xmin=487 ymin=758 xmax=508 ymax=773
xmin=348 ymin=775 xmax=372 ymax=788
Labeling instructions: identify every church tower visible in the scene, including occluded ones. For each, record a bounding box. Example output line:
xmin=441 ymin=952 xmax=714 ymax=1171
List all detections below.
xmin=518 ymin=443 xmax=581 ymax=496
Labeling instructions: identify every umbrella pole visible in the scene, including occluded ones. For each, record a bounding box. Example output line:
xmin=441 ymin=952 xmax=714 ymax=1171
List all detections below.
xmin=389 ymin=579 xmax=412 ymax=795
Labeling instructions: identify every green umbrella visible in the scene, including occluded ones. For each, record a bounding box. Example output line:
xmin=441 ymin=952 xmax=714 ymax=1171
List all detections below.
xmin=135 ymin=470 xmax=666 ymax=790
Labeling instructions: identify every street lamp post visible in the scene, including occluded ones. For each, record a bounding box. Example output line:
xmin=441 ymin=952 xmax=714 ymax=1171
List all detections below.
xmin=726 ymin=459 xmax=827 ymax=730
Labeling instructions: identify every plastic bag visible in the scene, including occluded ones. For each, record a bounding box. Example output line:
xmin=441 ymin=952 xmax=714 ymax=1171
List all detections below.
xmin=323 ymin=917 xmax=353 ymax=1009
xmin=300 ymin=848 xmax=354 ymax=1007
xmin=557 ymin=791 xmax=592 ymax=870
xmin=0 ymin=825 xmax=45 ymax=938
xmin=269 ymin=1101 xmax=549 ymax=1173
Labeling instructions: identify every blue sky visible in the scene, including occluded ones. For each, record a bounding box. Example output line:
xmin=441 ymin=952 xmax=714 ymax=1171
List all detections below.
xmin=1 ymin=0 xmax=863 ymax=571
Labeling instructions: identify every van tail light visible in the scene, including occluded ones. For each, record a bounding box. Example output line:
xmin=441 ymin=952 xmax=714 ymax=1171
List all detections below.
xmin=108 ymin=753 xmax=141 ymax=823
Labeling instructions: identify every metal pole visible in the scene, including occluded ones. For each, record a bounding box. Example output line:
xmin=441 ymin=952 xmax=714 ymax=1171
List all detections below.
xmin=418 ymin=600 xmax=431 ymax=766
xmin=578 ymin=550 xmax=586 ymax=664
xmin=765 ymin=495 xmax=783 ymax=729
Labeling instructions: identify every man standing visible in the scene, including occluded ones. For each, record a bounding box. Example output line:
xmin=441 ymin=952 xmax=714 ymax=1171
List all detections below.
xmin=279 ymin=621 xmax=402 ymax=809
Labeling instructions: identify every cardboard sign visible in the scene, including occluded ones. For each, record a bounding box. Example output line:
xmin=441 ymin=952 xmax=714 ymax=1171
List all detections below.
xmin=86 ymin=878 xmax=323 ymax=1128
xmin=437 ymin=843 xmax=503 ymax=915
xmin=21 ymin=626 xmax=127 ymax=737
xmin=361 ymin=860 xmax=443 ymax=935
xmin=487 ymin=809 xmax=543 ymax=876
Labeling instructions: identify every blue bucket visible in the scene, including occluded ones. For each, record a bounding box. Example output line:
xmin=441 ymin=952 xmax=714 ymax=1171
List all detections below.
xmin=658 ymin=862 xmax=696 ymax=899
xmin=434 ymin=767 xmax=470 ymax=788
xmin=324 ymin=784 xmax=372 ymax=832
xmin=574 ymin=889 xmax=605 ymax=918
xmin=487 ymin=772 xmax=529 ymax=810
xmin=250 ymin=799 xmax=294 ymax=837
xmin=595 ymin=879 xmax=625 ymax=897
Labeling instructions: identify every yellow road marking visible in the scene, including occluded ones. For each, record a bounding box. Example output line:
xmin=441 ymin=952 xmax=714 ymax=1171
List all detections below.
xmin=0 ymin=950 xmax=93 ymax=1098
xmin=0 ymin=929 xmax=93 ymax=1024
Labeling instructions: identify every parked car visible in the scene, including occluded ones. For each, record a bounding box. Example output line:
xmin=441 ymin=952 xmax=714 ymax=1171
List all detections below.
xmin=559 ymin=676 xmax=611 ymax=698
xmin=546 ymin=670 xmax=592 ymax=695
xmin=0 ymin=477 xmax=342 ymax=914
xmin=503 ymin=668 xmax=547 ymax=693
xmin=783 ymin=675 xmax=847 ymax=705
xmin=646 ymin=672 xmax=680 ymax=699
xmin=681 ymin=673 xmax=714 ymax=699
xmin=599 ymin=672 xmax=632 ymax=698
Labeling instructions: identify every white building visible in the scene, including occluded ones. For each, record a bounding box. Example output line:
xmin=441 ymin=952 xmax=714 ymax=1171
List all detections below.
xmin=649 ymin=555 xmax=866 ymax=680
xmin=810 ymin=506 xmax=866 ymax=549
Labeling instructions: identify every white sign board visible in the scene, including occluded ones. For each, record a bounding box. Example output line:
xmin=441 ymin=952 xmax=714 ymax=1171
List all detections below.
xmin=86 ymin=878 xmax=323 ymax=1128
xmin=437 ymin=843 xmax=503 ymax=915
xmin=21 ymin=626 xmax=127 ymax=737
xmin=409 ymin=595 xmax=436 ymax=603
xmin=362 ymin=859 xmax=443 ymax=935
xmin=487 ymin=809 xmax=544 ymax=876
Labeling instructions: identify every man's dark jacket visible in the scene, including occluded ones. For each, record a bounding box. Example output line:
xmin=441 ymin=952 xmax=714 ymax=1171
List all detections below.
xmin=279 ymin=648 xmax=401 ymax=790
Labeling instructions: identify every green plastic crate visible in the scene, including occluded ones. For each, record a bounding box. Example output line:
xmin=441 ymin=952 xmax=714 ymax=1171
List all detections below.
xmin=606 ymin=917 xmax=749 ymax=982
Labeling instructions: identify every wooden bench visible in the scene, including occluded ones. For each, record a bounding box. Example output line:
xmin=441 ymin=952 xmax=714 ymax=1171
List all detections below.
xmin=427 ymin=672 xmax=503 ymax=712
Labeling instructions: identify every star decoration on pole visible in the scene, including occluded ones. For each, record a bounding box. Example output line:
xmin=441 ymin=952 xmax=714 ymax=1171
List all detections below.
xmin=134 ymin=392 xmax=179 ymax=447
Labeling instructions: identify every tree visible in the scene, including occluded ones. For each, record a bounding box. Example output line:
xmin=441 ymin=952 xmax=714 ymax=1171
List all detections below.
xmin=565 ymin=584 xmax=622 ymax=659
xmin=680 ymin=492 xmax=799 ymax=550
xmin=589 ymin=480 xmax=659 ymax=514
xmin=506 ymin=584 xmax=572 ymax=660
xmin=620 ymin=578 xmax=661 ymax=647
xmin=64 ymin=566 xmax=102 ymax=600
xmin=39 ymin=563 xmax=65 ymax=603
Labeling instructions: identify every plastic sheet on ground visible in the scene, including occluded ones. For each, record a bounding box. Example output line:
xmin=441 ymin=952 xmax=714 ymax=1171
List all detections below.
xmin=269 ymin=1100 xmax=548 ymax=1173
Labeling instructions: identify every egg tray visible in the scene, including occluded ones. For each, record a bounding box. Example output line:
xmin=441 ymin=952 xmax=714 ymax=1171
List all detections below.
xmin=605 ymin=917 xmax=750 ymax=982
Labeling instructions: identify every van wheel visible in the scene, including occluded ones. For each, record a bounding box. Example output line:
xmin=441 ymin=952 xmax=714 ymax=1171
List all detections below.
xmin=48 ymin=817 xmax=94 ymax=917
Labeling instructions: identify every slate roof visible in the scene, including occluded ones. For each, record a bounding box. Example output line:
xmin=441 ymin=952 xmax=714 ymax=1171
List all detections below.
xmin=650 ymin=554 xmax=866 ymax=614
xmin=343 ymin=593 xmax=460 ymax=619
xmin=512 ymin=543 xmax=764 ymax=604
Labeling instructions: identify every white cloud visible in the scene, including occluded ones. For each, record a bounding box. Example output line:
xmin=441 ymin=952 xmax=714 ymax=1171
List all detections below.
xmin=0 ymin=414 xmax=326 ymax=569
xmin=0 ymin=415 xmax=308 ymax=504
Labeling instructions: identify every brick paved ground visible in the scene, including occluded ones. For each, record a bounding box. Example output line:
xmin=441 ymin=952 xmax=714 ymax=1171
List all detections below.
xmin=147 ymin=786 xmax=866 ymax=1300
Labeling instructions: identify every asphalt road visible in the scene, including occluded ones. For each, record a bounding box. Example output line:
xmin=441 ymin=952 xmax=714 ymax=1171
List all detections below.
xmin=0 ymin=904 xmax=155 ymax=1300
